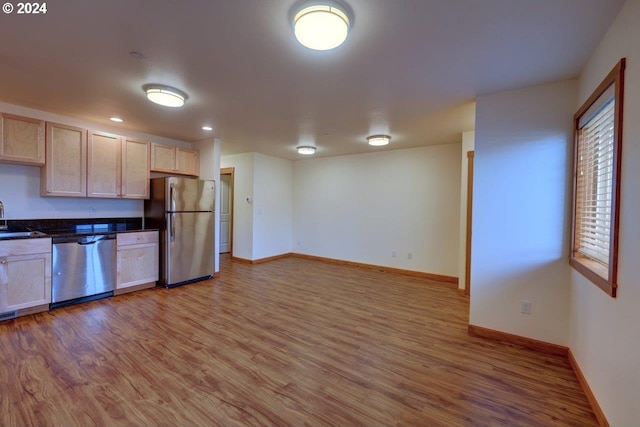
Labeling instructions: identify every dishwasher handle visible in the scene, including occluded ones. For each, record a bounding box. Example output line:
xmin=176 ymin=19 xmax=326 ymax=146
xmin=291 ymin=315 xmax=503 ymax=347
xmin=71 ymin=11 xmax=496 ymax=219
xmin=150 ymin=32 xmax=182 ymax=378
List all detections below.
xmin=78 ymin=239 xmax=98 ymax=246
xmin=50 ymin=234 xmax=116 ymax=245
xmin=78 ymin=234 xmax=115 ymax=245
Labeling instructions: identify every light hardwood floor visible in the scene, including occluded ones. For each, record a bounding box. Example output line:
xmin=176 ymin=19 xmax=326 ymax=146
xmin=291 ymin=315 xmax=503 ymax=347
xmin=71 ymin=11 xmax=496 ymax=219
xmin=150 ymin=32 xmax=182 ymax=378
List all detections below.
xmin=0 ymin=255 xmax=597 ymax=427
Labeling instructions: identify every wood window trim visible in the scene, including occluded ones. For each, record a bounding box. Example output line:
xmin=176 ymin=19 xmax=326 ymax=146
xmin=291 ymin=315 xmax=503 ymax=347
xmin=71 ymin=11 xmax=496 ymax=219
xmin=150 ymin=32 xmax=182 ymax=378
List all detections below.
xmin=570 ymin=58 xmax=625 ymax=298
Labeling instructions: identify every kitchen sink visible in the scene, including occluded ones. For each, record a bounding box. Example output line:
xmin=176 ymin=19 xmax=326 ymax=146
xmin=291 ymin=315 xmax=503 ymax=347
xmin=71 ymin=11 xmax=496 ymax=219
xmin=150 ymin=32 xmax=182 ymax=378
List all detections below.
xmin=0 ymin=229 xmax=47 ymax=239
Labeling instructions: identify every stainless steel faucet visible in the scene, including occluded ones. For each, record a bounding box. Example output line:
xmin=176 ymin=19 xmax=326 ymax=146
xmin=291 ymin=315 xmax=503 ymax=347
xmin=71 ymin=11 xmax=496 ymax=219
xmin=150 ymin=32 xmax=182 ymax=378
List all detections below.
xmin=0 ymin=201 xmax=6 ymax=230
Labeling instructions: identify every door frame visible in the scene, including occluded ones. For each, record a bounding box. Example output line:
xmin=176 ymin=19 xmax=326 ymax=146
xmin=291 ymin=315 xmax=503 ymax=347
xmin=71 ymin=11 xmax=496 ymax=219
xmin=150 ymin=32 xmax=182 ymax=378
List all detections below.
xmin=220 ymin=167 xmax=235 ymax=255
xmin=465 ymin=151 xmax=474 ymax=297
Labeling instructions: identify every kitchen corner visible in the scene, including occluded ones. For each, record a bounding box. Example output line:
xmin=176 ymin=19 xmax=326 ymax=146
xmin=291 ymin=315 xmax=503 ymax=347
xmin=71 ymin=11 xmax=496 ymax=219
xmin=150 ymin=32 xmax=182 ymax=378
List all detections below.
xmin=0 ymin=102 xmax=215 ymax=323
xmin=0 ymin=215 xmax=159 ymax=320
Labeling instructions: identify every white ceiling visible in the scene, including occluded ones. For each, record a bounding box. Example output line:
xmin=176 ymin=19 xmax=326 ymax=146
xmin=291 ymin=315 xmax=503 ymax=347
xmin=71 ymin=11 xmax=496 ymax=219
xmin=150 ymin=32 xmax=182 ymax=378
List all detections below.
xmin=0 ymin=0 xmax=625 ymax=159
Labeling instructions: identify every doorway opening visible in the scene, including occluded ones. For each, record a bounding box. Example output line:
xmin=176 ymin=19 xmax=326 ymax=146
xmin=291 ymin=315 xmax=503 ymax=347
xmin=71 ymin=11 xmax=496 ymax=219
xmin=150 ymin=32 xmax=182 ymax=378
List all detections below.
xmin=220 ymin=167 xmax=234 ymax=255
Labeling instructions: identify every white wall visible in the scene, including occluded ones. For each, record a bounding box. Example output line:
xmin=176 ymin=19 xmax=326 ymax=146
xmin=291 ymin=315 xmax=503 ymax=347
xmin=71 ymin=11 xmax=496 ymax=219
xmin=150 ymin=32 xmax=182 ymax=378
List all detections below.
xmin=458 ymin=131 xmax=475 ymax=292
xmin=0 ymin=163 xmax=141 ymax=219
xmin=0 ymin=101 xmax=193 ymax=220
xmin=194 ymin=138 xmax=221 ymax=273
xmin=471 ymin=79 xmax=577 ymax=346
xmin=220 ymin=153 xmax=254 ymax=260
xmin=569 ymin=1 xmax=640 ymax=425
xmin=220 ymin=152 xmax=293 ymax=261
xmin=293 ymin=144 xmax=461 ymax=277
xmin=252 ymin=153 xmax=293 ymax=259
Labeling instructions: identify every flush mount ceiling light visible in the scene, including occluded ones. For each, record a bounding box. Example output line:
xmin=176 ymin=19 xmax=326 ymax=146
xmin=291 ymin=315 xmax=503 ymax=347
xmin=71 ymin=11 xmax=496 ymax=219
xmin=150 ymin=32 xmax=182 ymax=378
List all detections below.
xmin=202 ymin=126 xmax=213 ymax=131
xmin=297 ymin=145 xmax=317 ymax=155
xmin=143 ymin=84 xmax=188 ymax=108
xmin=109 ymin=117 xmax=123 ymax=123
xmin=293 ymin=2 xmax=351 ymax=50
xmin=367 ymin=135 xmax=391 ymax=146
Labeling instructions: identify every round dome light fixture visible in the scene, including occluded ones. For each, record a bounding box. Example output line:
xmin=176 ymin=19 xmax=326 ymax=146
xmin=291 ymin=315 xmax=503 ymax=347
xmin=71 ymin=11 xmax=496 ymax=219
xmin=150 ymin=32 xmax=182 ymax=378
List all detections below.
xmin=297 ymin=145 xmax=317 ymax=155
xmin=367 ymin=134 xmax=391 ymax=146
xmin=143 ymin=84 xmax=188 ymax=108
xmin=293 ymin=2 xmax=350 ymax=50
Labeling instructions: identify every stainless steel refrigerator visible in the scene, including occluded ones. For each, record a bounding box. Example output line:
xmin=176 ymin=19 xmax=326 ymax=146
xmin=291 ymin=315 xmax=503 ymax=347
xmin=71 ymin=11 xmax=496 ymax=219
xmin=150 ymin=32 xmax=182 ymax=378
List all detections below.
xmin=144 ymin=177 xmax=215 ymax=288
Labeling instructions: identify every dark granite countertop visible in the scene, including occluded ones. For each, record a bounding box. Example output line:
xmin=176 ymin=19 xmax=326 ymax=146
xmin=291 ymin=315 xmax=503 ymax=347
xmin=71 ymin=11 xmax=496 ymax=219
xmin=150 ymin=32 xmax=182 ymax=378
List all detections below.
xmin=0 ymin=217 xmax=156 ymax=241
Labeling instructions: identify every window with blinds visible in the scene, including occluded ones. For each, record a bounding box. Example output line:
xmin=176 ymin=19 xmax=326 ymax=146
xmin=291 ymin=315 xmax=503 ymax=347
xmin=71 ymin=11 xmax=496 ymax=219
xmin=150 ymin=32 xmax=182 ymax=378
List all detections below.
xmin=575 ymin=97 xmax=614 ymax=265
xmin=570 ymin=58 xmax=625 ymax=298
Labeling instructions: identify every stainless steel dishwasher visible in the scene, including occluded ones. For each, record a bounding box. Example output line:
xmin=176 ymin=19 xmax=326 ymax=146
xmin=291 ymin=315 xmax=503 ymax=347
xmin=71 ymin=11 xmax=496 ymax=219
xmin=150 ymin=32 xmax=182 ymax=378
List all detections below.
xmin=51 ymin=234 xmax=116 ymax=309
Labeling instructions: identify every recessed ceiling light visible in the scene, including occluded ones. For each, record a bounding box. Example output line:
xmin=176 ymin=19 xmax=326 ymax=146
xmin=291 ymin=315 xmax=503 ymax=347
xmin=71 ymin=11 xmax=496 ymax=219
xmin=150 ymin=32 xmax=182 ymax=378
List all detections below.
xmin=110 ymin=117 xmax=123 ymax=123
xmin=367 ymin=135 xmax=391 ymax=146
xmin=202 ymin=126 xmax=213 ymax=131
xmin=143 ymin=84 xmax=188 ymax=108
xmin=293 ymin=2 xmax=351 ymax=50
xmin=297 ymin=146 xmax=317 ymax=155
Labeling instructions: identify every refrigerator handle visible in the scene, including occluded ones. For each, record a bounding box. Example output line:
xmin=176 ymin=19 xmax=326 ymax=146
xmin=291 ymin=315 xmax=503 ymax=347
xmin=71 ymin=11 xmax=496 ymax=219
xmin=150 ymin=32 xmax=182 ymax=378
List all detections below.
xmin=169 ymin=183 xmax=176 ymax=212
xmin=169 ymin=213 xmax=175 ymax=242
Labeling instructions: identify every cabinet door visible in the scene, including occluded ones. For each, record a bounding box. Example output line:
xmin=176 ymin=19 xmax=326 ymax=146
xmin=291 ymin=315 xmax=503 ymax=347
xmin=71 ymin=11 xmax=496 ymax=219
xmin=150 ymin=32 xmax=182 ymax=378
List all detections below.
xmin=0 ymin=252 xmax=52 ymax=312
xmin=0 ymin=113 xmax=45 ymax=165
xmin=116 ymin=232 xmax=159 ymax=289
xmin=87 ymin=131 xmax=122 ymax=198
xmin=122 ymin=138 xmax=150 ymax=199
xmin=42 ymin=122 xmax=87 ymax=197
xmin=176 ymin=147 xmax=199 ymax=176
xmin=150 ymin=143 xmax=176 ymax=173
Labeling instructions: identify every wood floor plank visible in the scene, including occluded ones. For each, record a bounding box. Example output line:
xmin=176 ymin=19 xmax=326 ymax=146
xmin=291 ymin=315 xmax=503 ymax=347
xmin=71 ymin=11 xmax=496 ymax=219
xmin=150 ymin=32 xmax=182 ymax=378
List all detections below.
xmin=0 ymin=255 xmax=597 ymax=426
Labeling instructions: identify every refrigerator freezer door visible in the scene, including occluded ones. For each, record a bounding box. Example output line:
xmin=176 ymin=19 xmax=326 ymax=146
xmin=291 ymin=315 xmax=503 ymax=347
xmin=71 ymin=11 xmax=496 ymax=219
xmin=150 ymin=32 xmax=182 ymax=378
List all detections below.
xmin=167 ymin=177 xmax=215 ymax=212
xmin=165 ymin=211 xmax=215 ymax=286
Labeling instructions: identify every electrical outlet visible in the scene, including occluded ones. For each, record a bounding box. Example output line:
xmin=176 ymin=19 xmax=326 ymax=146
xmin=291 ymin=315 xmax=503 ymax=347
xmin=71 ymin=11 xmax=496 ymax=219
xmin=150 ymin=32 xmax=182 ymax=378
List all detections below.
xmin=408 ymin=252 xmax=413 ymax=260
xmin=521 ymin=300 xmax=531 ymax=315
xmin=89 ymin=207 xmax=96 ymax=216
xmin=392 ymin=251 xmax=397 ymax=258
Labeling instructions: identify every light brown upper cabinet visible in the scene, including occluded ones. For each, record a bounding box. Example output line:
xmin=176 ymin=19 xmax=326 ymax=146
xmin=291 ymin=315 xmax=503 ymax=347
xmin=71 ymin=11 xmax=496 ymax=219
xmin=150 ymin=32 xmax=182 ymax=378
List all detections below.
xmin=87 ymin=131 xmax=151 ymax=199
xmin=150 ymin=143 xmax=175 ymax=173
xmin=151 ymin=142 xmax=199 ymax=176
xmin=0 ymin=113 xmax=45 ymax=166
xmin=176 ymin=147 xmax=200 ymax=176
xmin=43 ymin=125 xmax=150 ymax=199
xmin=41 ymin=122 xmax=87 ymax=197
xmin=87 ymin=131 xmax=122 ymax=198
xmin=122 ymin=138 xmax=150 ymax=199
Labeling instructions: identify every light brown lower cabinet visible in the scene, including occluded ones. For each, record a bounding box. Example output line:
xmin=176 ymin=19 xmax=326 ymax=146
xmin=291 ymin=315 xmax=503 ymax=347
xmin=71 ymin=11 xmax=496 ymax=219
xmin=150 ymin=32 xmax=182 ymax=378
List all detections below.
xmin=115 ymin=231 xmax=159 ymax=295
xmin=0 ymin=238 xmax=52 ymax=317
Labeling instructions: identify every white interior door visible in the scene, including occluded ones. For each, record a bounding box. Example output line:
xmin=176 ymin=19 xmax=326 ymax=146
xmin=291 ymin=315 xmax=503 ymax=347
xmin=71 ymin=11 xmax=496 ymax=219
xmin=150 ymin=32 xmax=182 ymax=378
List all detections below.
xmin=219 ymin=173 xmax=232 ymax=253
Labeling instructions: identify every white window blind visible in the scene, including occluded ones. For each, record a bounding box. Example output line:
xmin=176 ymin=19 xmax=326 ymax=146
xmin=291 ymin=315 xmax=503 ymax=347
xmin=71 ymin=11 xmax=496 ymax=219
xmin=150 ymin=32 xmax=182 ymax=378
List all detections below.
xmin=575 ymin=96 xmax=615 ymax=266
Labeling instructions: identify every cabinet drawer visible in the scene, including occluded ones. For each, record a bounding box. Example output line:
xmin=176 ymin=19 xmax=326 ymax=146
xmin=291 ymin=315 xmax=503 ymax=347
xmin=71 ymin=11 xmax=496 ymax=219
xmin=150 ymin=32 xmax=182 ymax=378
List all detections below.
xmin=117 ymin=231 xmax=158 ymax=246
xmin=0 ymin=238 xmax=51 ymax=256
